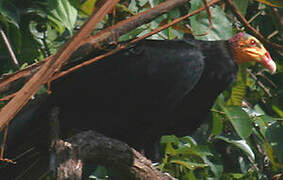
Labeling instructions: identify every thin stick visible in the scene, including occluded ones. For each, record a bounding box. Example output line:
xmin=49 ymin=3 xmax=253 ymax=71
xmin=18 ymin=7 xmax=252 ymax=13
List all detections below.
xmin=0 ymin=125 xmax=15 ymax=164
xmin=192 ymin=0 xmax=213 ymax=36
xmin=0 ymin=125 xmax=8 ymax=159
xmin=51 ymin=0 xmax=220 ymax=81
xmin=0 ymin=0 xmax=120 ymax=132
xmin=247 ymin=70 xmax=272 ymax=97
xmin=0 ymin=25 xmax=20 ymax=70
xmin=226 ymin=0 xmax=283 ymax=50
xmin=0 ymin=0 xmax=221 ymax=100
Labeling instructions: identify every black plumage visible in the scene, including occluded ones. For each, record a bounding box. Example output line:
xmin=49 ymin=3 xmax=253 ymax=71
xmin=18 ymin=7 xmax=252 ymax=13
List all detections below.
xmin=0 ymin=32 xmax=276 ymax=179
xmin=44 ymin=38 xmax=238 ymax=156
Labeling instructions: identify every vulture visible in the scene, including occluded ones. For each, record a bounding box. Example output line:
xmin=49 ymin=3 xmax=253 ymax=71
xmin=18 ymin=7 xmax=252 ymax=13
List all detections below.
xmin=41 ymin=32 xmax=275 ymax=156
xmin=0 ymin=33 xmax=276 ymax=171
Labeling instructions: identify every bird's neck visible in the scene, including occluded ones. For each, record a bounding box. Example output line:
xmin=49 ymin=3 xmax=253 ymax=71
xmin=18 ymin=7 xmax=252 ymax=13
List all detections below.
xmin=197 ymin=40 xmax=239 ymax=91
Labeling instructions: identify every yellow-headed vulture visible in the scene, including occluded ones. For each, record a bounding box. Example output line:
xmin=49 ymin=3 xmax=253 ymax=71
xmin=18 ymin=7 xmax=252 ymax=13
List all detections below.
xmin=2 ymin=33 xmax=276 ymax=161
xmin=41 ymin=32 xmax=276 ymax=157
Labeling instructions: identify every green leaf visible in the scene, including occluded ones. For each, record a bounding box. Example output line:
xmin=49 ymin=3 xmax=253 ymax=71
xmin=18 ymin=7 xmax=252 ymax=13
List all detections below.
xmin=180 ymin=136 xmax=197 ymax=147
xmin=227 ymin=106 xmax=253 ymax=138
xmin=229 ymin=173 xmax=245 ymax=179
xmin=272 ymin=105 xmax=283 ymax=118
xmin=227 ymin=64 xmax=248 ymax=106
xmin=211 ymin=108 xmax=224 ymax=136
xmin=254 ymin=0 xmax=283 ymax=8
xmin=266 ymin=122 xmax=283 ymax=164
xmin=217 ymin=103 xmax=253 ymax=139
xmin=80 ymin=0 xmax=97 ymax=16
xmin=189 ymin=0 xmax=232 ymax=40
xmin=183 ymin=169 xmax=197 ymax=180
xmin=0 ymin=0 xmax=19 ymax=27
xmin=160 ymin=135 xmax=179 ymax=156
xmin=47 ymin=0 xmax=78 ymax=35
xmin=232 ymin=0 xmax=249 ymax=16
xmin=170 ymin=159 xmax=208 ymax=170
xmin=216 ymin=136 xmax=255 ymax=161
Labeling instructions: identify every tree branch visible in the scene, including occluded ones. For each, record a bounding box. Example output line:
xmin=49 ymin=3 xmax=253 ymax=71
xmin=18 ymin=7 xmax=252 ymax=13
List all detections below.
xmin=226 ymin=0 xmax=283 ymax=50
xmin=0 ymin=0 xmax=189 ymax=95
xmin=52 ymin=131 xmax=176 ymax=180
xmin=0 ymin=25 xmax=20 ymax=70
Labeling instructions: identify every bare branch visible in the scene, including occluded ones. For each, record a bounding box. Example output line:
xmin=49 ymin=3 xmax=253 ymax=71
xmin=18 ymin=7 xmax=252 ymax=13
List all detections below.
xmin=247 ymin=69 xmax=272 ymax=97
xmin=226 ymin=0 xmax=283 ymax=50
xmin=53 ymin=131 xmax=176 ymax=180
xmin=0 ymin=0 xmax=120 ymax=132
xmin=0 ymin=0 xmax=189 ymax=96
xmin=0 ymin=25 xmax=20 ymax=70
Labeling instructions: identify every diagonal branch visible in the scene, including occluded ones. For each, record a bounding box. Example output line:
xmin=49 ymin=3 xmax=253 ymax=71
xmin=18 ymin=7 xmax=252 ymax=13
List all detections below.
xmin=53 ymin=130 xmax=176 ymax=180
xmin=0 ymin=0 xmax=120 ymax=132
xmin=0 ymin=0 xmax=220 ymax=100
xmin=0 ymin=25 xmax=20 ymax=70
xmin=226 ymin=0 xmax=283 ymax=50
xmin=0 ymin=0 xmax=189 ymax=96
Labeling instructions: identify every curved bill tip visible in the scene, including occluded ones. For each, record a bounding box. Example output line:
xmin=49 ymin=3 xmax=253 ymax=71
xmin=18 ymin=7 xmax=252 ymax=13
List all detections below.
xmin=261 ymin=52 xmax=276 ymax=74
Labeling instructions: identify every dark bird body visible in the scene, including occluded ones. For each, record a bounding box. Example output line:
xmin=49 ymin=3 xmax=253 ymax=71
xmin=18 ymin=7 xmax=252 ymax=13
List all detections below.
xmin=45 ymin=39 xmax=238 ymax=155
xmin=0 ymin=33 xmax=276 ymax=178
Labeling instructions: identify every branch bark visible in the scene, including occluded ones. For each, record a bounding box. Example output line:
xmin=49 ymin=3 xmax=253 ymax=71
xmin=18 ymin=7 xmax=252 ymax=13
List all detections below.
xmin=226 ymin=0 xmax=283 ymax=50
xmin=52 ymin=131 xmax=176 ymax=180
xmin=0 ymin=0 xmax=120 ymax=131
xmin=0 ymin=0 xmax=188 ymax=95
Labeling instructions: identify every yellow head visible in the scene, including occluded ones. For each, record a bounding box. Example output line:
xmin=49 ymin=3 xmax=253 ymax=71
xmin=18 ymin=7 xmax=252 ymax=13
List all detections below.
xmin=229 ymin=33 xmax=276 ymax=74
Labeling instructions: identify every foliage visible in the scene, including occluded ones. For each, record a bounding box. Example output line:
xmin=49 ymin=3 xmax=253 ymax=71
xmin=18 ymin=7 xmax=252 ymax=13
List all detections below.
xmin=0 ymin=0 xmax=282 ymax=179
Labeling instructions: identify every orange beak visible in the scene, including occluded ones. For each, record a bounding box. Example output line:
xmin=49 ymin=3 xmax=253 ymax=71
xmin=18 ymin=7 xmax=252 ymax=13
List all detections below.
xmin=260 ymin=51 xmax=276 ymax=74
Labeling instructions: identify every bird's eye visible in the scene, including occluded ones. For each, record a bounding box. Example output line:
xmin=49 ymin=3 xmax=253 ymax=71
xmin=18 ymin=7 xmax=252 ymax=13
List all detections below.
xmin=250 ymin=39 xmax=256 ymax=45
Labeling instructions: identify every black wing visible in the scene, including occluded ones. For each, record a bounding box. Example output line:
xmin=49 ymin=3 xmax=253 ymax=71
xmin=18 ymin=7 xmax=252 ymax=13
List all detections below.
xmin=48 ymin=39 xmax=205 ymax=146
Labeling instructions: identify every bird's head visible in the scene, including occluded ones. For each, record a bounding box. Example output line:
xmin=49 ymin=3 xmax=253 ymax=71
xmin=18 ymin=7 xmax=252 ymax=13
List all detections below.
xmin=229 ymin=32 xmax=276 ymax=74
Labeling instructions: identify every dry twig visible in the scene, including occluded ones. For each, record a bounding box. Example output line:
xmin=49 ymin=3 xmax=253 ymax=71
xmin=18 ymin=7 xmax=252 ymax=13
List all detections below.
xmin=0 ymin=25 xmax=20 ymax=70
xmin=247 ymin=69 xmax=272 ymax=97
xmin=226 ymin=0 xmax=283 ymax=50
xmin=0 ymin=0 xmax=221 ymax=101
xmin=0 ymin=0 xmax=120 ymax=132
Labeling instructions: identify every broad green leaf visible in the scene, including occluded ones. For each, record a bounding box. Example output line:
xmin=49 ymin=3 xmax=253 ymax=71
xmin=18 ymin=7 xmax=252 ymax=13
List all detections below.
xmin=129 ymin=0 xmax=138 ymax=13
xmin=174 ymin=145 xmax=212 ymax=158
xmin=180 ymin=136 xmax=197 ymax=147
xmin=226 ymin=106 xmax=253 ymax=138
xmin=233 ymin=0 xmax=249 ymax=16
xmin=217 ymin=104 xmax=253 ymax=139
xmin=254 ymin=0 xmax=283 ymax=8
xmin=227 ymin=64 xmax=248 ymax=106
xmin=160 ymin=135 xmax=180 ymax=145
xmin=229 ymin=173 xmax=245 ymax=179
xmin=8 ymin=22 xmax=22 ymax=53
xmin=160 ymin=135 xmax=179 ymax=156
xmin=183 ymin=169 xmax=197 ymax=180
xmin=216 ymin=136 xmax=255 ymax=161
xmin=189 ymin=0 xmax=232 ymax=40
xmin=243 ymin=105 xmax=276 ymax=137
xmin=272 ymin=105 xmax=283 ymax=118
xmin=48 ymin=0 xmax=78 ymax=35
xmin=263 ymin=141 xmax=280 ymax=170
xmin=0 ymin=0 xmax=19 ymax=27
xmin=119 ymin=27 xmax=146 ymax=41
xmin=170 ymin=159 xmax=208 ymax=170
xmin=80 ymin=0 xmax=96 ymax=16
xmin=139 ymin=0 xmax=149 ymax=7
xmin=211 ymin=95 xmax=225 ymax=135
xmin=266 ymin=122 xmax=283 ymax=164
xmin=254 ymin=104 xmax=266 ymax=115
xmin=211 ymin=106 xmax=223 ymax=136
xmin=202 ymin=154 xmax=223 ymax=179
xmin=89 ymin=165 xmax=109 ymax=180
xmin=254 ymin=116 xmax=270 ymax=136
